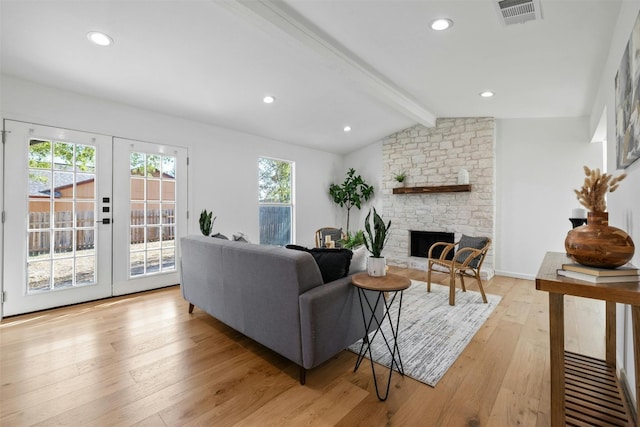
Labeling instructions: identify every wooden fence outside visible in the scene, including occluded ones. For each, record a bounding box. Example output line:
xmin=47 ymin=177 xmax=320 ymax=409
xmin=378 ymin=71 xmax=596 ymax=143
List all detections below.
xmin=259 ymin=205 xmax=291 ymax=246
xmin=28 ymin=209 xmax=175 ymax=256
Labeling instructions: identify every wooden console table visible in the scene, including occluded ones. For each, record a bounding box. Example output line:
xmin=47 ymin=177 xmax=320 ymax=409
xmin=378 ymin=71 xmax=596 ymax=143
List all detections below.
xmin=536 ymin=252 xmax=640 ymax=426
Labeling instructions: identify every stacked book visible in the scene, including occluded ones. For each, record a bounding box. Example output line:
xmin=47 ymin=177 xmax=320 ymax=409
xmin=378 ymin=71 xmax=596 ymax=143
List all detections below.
xmin=557 ymin=263 xmax=640 ymax=283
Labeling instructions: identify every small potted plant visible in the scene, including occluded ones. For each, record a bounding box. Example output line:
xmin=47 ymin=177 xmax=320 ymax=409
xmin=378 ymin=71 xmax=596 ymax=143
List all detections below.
xmin=363 ymin=208 xmax=391 ymax=276
xmin=199 ymin=209 xmax=216 ymax=236
xmin=394 ymin=171 xmax=407 ymax=187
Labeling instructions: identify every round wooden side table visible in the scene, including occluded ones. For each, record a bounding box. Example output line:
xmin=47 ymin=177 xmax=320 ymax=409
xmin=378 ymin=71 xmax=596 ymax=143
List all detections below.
xmin=351 ymin=272 xmax=411 ymax=401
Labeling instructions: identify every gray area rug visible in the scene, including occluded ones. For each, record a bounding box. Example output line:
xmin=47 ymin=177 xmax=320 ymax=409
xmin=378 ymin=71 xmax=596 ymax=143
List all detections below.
xmin=348 ymin=280 xmax=501 ymax=387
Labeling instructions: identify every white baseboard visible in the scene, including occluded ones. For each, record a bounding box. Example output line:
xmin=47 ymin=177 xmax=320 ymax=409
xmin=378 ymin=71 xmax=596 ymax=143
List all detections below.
xmin=494 ymin=270 xmax=535 ymax=280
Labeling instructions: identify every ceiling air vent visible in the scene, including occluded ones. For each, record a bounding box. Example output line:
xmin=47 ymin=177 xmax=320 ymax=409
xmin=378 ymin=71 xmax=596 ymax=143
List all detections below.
xmin=496 ymin=0 xmax=542 ymax=26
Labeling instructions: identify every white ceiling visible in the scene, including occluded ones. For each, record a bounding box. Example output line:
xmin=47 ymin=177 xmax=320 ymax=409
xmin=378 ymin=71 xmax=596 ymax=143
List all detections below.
xmin=0 ymin=0 xmax=622 ymax=154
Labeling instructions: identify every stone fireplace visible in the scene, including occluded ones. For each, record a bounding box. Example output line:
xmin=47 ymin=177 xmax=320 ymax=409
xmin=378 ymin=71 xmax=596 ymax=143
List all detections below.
xmin=382 ymin=118 xmax=495 ymax=277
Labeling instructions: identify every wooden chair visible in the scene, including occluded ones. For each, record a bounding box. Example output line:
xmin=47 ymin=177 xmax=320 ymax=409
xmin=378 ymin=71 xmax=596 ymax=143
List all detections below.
xmin=426 ymin=236 xmax=491 ymax=306
xmin=315 ymin=227 xmax=346 ymax=248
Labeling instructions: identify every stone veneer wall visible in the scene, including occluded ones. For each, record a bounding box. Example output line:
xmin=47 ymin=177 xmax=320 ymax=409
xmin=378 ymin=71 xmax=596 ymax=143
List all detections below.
xmin=382 ymin=117 xmax=495 ymax=277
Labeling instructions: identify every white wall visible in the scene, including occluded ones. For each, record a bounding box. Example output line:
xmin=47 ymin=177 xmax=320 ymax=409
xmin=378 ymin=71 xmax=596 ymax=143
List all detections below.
xmin=495 ymin=117 xmax=602 ymax=278
xmin=341 ymin=140 xmax=383 ymax=234
xmin=590 ymin=1 xmax=640 ymax=405
xmin=0 ymin=75 xmax=342 ymax=249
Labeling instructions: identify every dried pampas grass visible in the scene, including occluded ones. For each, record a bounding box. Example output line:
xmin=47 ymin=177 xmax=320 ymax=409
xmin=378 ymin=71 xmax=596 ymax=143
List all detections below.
xmin=574 ymin=166 xmax=626 ymax=212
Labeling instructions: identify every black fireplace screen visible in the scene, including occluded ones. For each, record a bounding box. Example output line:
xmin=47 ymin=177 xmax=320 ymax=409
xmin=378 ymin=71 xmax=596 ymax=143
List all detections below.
xmin=410 ymin=231 xmax=455 ymax=259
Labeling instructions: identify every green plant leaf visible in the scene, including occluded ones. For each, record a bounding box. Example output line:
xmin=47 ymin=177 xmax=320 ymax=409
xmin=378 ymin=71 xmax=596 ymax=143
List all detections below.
xmin=329 ymin=168 xmax=374 ymax=234
xmin=199 ymin=209 xmax=216 ymax=236
xmin=363 ymin=207 xmax=390 ymax=258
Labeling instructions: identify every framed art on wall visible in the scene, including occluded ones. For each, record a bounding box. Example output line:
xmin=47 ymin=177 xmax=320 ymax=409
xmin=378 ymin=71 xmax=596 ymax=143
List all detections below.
xmin=615 ymin=10 xmax=640 ymax=169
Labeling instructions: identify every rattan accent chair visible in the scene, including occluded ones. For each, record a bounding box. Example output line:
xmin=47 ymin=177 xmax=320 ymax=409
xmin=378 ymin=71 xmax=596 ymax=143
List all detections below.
xmin=426 ymin=236 xmax=491 ymax=306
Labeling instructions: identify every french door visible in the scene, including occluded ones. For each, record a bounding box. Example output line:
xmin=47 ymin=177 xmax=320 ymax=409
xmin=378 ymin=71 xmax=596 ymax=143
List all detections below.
xmin=2 ymin=121 xmax=187 ymax=316
xmin=112 ymin=138 xmax=187 ymax=296
xmin=3 ymin=121 xmax=113 ymax=316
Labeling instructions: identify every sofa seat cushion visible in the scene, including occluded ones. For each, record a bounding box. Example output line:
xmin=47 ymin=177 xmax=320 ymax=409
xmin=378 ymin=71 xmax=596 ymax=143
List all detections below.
xmin=286 ymin=245 xmax=353 ymax=283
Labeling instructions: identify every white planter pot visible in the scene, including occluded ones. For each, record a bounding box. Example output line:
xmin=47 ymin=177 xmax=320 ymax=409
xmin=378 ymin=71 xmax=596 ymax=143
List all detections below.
xmin=367 ymin=256 xmax=387 ymax=277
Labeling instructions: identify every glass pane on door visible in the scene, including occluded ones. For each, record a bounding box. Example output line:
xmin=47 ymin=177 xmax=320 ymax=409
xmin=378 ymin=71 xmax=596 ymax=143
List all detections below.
xmin=27 ymin=138 xmax=97 ymax=293
xmin=128 ymin=152 xmax=177 ymax=277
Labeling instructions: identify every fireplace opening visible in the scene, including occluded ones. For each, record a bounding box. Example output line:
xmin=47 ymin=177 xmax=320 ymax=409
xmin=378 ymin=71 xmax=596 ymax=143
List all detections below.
xmin=410 ymin=231 xmax=455 ymax=259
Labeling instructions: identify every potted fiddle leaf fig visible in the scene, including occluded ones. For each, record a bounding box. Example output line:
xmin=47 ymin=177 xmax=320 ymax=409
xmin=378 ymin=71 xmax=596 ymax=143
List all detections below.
xmin=363 ymin=208 xmax=391 ymax=277
xmin=329 ymin=168 xmax=374 ymax=234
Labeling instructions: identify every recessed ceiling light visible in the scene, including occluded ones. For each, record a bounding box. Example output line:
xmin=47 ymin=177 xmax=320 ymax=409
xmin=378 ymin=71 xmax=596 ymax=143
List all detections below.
xmin=87 ymin=31 xmax=113 ymax=47
xmin=480 ymin=91 xmax=495 ymax=98
xmin=343 ymin=125 xmax=352 ymax=132
xmin=430 ymin=18 xmax=453 ymax=31
xmin=263 ymin=95 xmax=276 ymax=104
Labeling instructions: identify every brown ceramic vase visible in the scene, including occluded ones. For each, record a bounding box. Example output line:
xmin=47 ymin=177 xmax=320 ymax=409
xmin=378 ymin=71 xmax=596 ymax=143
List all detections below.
xmin=565 ymin=211 xmax=635 ymax=268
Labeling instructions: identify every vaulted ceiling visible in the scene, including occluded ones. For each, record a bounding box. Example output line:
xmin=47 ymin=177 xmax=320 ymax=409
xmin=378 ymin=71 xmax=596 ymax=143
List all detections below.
xmin=0 ymin=0 xmax=622 ymax=154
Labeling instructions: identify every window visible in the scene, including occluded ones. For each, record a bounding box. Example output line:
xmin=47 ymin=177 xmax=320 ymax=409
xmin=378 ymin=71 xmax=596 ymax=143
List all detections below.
xmin=258 ymin=157 xmax=293 ymax=246
xmin=129 ymin=152 xmax=177 ymax=276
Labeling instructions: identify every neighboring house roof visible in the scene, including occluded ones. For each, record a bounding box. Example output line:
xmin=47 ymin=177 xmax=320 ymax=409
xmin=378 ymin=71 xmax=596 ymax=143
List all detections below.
xmin=29 ymin=172 xmax=95 ymax=198
xmin=28 ymin=170 xmax=175 ymax=197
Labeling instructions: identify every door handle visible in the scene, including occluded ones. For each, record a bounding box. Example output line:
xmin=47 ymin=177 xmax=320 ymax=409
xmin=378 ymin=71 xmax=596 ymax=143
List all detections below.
xmin=96 ymin=218 xmax=111 ymax=224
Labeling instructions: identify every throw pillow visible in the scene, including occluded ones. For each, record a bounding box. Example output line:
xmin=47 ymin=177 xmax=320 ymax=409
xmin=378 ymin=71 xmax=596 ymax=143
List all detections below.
xmin=233 ymin=232 xmax=249 ymax=242
xmin=454 ymin=235 xmax=488 ymax=268
xmin=348 ymin=245 xmax=367 ymax=275
xmin=286 ymin=245 xmax=353 ymax=283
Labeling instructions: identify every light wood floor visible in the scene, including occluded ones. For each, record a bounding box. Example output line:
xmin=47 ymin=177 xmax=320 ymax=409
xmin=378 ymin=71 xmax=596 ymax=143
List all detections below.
xmin=0 ymin=267 xmax=605 ymax=426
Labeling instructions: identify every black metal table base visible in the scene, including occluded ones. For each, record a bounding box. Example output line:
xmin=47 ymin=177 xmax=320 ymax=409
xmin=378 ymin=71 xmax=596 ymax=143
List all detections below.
xmin=354 ymin=288 xmax=405 ymax=401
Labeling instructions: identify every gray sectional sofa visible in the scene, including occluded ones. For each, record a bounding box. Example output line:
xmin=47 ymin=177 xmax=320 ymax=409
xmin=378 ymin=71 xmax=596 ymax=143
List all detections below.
xmin=179 ymin=235 xmax=379 ymax=384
